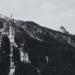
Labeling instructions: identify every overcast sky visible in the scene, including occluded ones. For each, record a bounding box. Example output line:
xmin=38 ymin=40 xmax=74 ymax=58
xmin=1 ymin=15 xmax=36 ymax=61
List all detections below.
xmin=0 ymin=0 xmax=75 ymax=34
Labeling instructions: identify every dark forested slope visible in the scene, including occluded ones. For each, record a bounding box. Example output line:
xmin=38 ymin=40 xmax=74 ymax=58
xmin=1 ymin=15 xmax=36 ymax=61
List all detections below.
xmin=0 ymin=18 xmax=75 ymax=75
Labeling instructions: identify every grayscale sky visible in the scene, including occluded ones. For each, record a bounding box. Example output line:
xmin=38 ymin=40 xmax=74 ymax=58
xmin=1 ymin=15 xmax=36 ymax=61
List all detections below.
xmin=0 ymin=0 xmax=75 ymax=34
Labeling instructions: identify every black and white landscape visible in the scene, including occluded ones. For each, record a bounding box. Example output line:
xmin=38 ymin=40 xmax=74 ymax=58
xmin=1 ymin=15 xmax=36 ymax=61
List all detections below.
xmin=0 ymin=0 xmax=75 ymax=75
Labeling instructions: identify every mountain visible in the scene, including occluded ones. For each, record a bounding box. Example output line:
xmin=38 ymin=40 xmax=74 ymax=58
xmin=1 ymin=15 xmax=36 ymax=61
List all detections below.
xmin=0 ymin=16 xmax=75 ymax=75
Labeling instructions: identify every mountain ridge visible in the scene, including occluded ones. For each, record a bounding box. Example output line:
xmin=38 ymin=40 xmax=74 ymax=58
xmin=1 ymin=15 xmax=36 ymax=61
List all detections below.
xmin=0 ymin=16 xmax=75 ymax=75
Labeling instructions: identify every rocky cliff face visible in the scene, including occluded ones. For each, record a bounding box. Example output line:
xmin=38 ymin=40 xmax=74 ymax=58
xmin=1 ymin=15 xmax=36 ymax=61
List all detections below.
xmin=0 ymin=17 xmax=75 ymax=75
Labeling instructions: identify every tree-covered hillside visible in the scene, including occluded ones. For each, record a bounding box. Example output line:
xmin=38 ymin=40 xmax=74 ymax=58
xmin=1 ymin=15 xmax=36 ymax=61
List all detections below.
xmin=0 ymin=18 xmax=75 ymax=75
